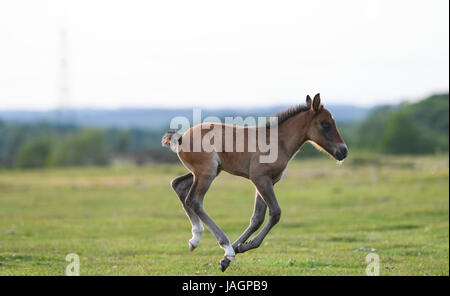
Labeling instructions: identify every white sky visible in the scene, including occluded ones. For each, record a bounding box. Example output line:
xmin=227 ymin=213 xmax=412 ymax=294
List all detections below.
xmin=0 ymin=0 xmax=448 ymax=110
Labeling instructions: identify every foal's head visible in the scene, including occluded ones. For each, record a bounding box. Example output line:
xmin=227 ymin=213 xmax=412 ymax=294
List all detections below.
xmin=305 ymin=94 xmax=348 ymax=161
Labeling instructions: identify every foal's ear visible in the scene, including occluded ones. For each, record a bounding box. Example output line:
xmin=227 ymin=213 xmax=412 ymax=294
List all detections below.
xmin=306 ymin=95 xmax=312 ymax=107
xmin=312 ymin=93 xmax=322 ymax=113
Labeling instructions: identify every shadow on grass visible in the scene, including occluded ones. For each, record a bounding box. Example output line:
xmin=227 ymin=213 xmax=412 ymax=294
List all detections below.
xmin=325 ymin=235 xmax=367 ymax=243
xmin=372 ymin=224 xmax=421 ymax=231
xmin=278 ymin=221 xmax=309 ymax=229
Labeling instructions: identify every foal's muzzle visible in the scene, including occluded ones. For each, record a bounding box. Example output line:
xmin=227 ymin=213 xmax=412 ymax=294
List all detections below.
xmin=334 ymin=144 xmax=348 ymax=161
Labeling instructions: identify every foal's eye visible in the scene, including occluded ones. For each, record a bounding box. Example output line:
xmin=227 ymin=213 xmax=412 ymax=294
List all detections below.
xmin=321 ymin=121 xmax=331 ymax=131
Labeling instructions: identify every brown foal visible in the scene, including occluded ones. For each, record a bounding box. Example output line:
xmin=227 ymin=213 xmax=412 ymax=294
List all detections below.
xmin=162 ymin=94 xmax=348 ymax=271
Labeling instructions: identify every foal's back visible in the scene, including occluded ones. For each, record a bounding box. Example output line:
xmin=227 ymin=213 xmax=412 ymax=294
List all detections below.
xmin=177 ymin=123 xmax=267 ymax=178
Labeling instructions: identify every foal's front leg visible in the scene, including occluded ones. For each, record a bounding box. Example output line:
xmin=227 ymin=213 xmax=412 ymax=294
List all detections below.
xmin=232 ymin=192 xmax=267 ymax=253
xmin=184 ymin=173 xmax=236 ymax=271
xmin=236 ymin=176 xmax=281 ymax=254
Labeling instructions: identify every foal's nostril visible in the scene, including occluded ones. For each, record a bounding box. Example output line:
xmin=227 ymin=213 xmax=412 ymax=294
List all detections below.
xmin=334 ymin=145 xmax=348 ymax=160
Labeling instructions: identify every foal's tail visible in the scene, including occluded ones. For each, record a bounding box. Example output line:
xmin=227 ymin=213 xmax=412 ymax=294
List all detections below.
xmin=161 ymin=129 xmax=182 ymax=149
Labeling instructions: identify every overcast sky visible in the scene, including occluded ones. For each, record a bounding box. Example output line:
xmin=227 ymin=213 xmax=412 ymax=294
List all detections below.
xmin=0 ymin=0 xmax=448 ymax=110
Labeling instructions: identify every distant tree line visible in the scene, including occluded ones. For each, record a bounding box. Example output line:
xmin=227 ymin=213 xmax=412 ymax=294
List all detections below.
xmin=0 ymin=93 xmax=448 ymax=168
xmin=0 ymin=124 xmax=173 ymax=168
xmin=352 ymin=93 xmax=448 ymax=154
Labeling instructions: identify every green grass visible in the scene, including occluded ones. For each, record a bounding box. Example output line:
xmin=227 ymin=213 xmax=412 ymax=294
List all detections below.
xmin=0 ymin=155 xmax=448 ymax=275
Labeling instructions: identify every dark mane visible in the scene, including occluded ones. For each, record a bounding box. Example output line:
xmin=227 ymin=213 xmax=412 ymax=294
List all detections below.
xmin=266 ymin=104 xmax=310 ymax=127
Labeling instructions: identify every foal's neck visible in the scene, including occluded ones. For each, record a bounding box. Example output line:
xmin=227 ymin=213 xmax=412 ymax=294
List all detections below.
xmin=278 ymin=111 xmax=312 ymax=160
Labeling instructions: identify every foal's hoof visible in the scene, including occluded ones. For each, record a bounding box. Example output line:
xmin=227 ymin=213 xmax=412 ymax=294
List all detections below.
xmin=188 ymin=241 xmax=197 ymax=252
xmin=219 ymin=258 xmax=231 ymax=272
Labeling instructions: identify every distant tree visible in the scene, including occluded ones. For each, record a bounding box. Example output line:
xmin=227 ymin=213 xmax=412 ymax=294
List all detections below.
xmin=406 ymin=93 xmax=449 ymax=152
xmin=115 ymin=130 xmax=131 ymax=154
xmin=407 ymin=93 xmax=449 ymax=135
xmin=380 ymin=111 xmax=432 ymax=154
xmin=3 ymin=125 xmax=27 ymax=167
xmin=49 ymin=130 xmax=109 ymax=166
xmin=16 ymin=138 xmax=52 ymax=168
xmin=356 ymin=105 xmax=395 ymax=151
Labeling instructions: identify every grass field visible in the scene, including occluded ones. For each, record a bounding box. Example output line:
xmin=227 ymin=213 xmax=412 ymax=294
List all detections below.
xmin=0 ymin=155 xmax=448 ymax=276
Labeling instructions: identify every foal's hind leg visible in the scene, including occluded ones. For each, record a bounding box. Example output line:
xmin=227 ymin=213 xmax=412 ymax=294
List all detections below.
xmin=171 ymin=173 xmax=204 ymax=252
xmin=185 ymin=173 xmax=235 ymax=270
xmin=232 ymin=192 xmax=267 ymax=253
